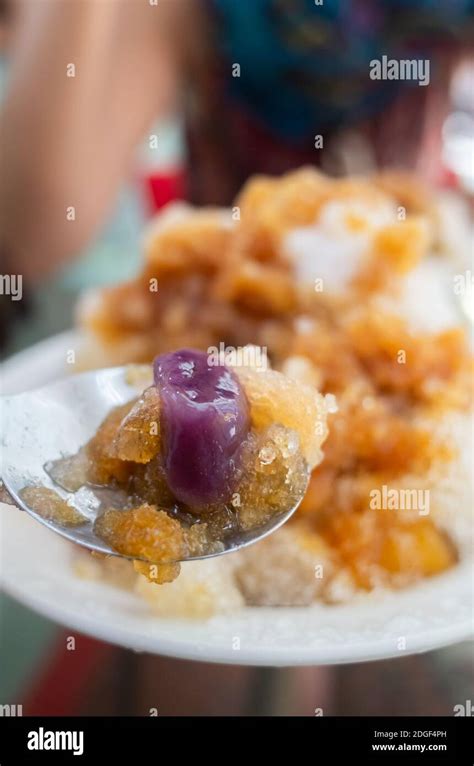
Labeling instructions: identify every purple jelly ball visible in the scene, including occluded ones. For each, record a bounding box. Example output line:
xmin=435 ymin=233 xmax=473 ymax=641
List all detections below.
xmin=153 ymin=349 xmax=250 ymax=508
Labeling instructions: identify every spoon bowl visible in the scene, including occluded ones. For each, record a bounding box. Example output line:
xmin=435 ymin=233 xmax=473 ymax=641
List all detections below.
xmin=1 ymin=367 xmax=305 ymax=563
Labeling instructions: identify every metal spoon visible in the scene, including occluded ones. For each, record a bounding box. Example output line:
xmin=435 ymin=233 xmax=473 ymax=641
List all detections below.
xmin=1 ymin=367 xmax=306 ymax=563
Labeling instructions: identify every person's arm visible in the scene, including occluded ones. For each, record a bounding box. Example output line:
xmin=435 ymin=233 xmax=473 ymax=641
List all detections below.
xmin=0 ymin=0 xmax=180 ymax=281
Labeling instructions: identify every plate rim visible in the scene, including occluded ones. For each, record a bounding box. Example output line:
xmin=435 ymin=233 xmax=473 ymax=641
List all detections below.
xmin=1 ymin=552 xmax=472 ymax=666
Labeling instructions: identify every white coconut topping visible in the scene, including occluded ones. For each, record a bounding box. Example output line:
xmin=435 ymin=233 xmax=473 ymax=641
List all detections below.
xmin=283 ymin=198 xmax=397 ymax=291
xmin=376 ymin=258 xmax=463 ymax=334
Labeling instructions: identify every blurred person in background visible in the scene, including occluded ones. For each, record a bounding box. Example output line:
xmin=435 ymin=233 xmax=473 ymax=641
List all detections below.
xmin=1 ymin=0 xmax=473 ymax=285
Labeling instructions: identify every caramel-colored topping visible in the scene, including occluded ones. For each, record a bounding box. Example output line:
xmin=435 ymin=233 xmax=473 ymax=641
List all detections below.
xmin=20 ymin=486 xmax=85 ymax=526
xmin=77 ymin=168 xmax=472 ymax=594
xmin=94 ymin=505 xmax=185 ymax=564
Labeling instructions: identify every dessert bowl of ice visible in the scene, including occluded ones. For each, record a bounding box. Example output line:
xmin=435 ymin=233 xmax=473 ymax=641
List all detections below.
xmin=1 ymin=167 xmax=472 ymax=664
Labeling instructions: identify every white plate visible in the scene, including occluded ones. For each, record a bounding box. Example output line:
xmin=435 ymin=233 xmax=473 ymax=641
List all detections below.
xmin=1 ymin=332 xmax=473 ymax=665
